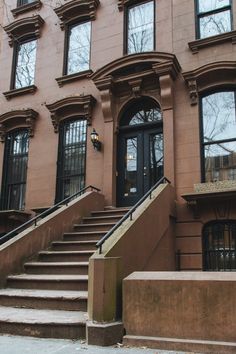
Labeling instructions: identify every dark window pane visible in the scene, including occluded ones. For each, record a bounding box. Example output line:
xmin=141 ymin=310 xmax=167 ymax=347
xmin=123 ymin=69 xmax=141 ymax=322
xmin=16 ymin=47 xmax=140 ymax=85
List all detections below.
xmin=124 ymin=137 xmax=137 ymax=197
xmin=203 ymin=221 xmax=236 ymax=271
xmin=199 ymin=10 xmax=231 ymax=38
xmin=202 ymin=92 xmax=236 ymax=143
xmin=1 ymin=130 xmax=29 ymax=210
xmin=15 ymin=40 xmax=37 ymax=89
xmin=67 ymin=22 xmax=91 ymax=75
xmin=204 ymin=141 xmax=236 ymax=182
xmin=56 ymin=120 xmax=87 ymax=202
xmin=149 ymin=133 xmax=163 ymax=186
xmin=198 ymin=0 xmax=230 ymax=13
xmin=127 ymin=1 xmax=154 ymax=54
xmin=129 ymin=107 xmax=162 ymax=125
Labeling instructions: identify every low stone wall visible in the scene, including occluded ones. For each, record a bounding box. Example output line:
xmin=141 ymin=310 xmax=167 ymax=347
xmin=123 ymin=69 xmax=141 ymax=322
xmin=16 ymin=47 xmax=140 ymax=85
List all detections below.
xmin=0 ymin=191 xmax=104 ymax=287
xmin=123 ymin=272 xmax=236 ymax=354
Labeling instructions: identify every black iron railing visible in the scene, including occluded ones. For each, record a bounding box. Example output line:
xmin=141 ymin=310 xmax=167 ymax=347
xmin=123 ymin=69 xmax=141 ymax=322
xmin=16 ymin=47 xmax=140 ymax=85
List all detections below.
xmin=96 ymin=176 xmax=170 ymax=254
xmin=0 ymin=185 xmax=100 ymax=246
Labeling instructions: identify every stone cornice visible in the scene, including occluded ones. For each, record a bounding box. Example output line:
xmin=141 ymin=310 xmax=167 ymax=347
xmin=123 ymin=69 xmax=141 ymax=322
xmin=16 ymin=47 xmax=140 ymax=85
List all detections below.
xmin=3 ymin=15 xmax=45 ymax=46
xmin=11 ymin=0 xmax=42 ymax=18
xmin=189 ymin=30 xmax=236 ymax=54
xmin=45 ymin=95 xmax=96 ymax=132
xmin=54 ymin=0 xmax=100 ymax=29
xmin=118 ymin=0 xmax=140 ymax=11
xmin=183 ymin=61 xmax=236 ymax=105
xmin=91 ymin=52 xmax=181 ymax=118
xmin=56 ymin=70 xmax=93 ymax=87
xmin=0 ymin=109 xmax=38 ymax=142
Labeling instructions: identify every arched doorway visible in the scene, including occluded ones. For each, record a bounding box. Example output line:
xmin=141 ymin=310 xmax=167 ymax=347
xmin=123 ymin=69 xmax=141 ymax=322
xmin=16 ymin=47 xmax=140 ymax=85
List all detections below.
xmin=117 ymin=97 xmax=163 ymax=206
xmin=203 ymin=221 xmax=236 ymax=271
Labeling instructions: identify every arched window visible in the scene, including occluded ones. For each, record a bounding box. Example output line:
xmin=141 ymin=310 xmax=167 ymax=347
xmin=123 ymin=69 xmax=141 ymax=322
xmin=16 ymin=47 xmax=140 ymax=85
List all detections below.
xmin=203 ymin=220 xmax=236 ymax=271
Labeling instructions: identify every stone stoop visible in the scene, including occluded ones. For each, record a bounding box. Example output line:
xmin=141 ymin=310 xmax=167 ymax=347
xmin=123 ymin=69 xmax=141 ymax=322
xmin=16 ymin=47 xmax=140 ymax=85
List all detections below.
xmin=0 ymin=207 xmax=129 ymax=340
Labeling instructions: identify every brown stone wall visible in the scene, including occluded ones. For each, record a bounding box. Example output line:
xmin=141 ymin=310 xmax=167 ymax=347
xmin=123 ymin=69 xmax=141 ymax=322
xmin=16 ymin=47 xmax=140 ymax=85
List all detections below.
xmin=0 ymin=0 xmax=236 ymax=269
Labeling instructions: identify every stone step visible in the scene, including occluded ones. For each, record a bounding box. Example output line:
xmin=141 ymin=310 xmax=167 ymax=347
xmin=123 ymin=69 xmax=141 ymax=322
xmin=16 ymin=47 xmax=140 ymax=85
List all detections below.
xmin=82 ymin=215 xmax=124 ymax=224
xmin=0 ymin=289 xmax=88 ymax=311
xmin=0 ymin=306 xmax=86 ymax=339
xmin=51 ymin=241 xmax=97 ymax=251
xmin=63 ymin=231 xmax=106 ymax=241
xmin=91 ymin=209 xmax=129 ymax=217
xmin=7 ymin=274 xmax=88 ymax=291
xmin=24 ymin=262 xmax=89 ymax=275
xmin=38 ymin=250 xmax=94 ymax=262
xmin=73 ymin=222 xmax=116 ymax=232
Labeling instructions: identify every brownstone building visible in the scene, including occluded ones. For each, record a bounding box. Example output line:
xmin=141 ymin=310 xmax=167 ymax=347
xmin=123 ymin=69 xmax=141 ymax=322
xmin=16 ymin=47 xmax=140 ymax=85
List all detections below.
xmin=0 ymin=0 xmax=236 ymax=352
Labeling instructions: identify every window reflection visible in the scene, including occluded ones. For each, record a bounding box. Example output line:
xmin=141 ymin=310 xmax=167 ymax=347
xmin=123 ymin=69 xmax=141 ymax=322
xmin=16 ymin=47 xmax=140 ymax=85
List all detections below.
xmin=149 ymin=133 xmax=163 ymax=186
xmin=15 ymin=40 xmax=37 ymax=89
xmin=124 ymin=137 xmax=137 ymax=196
xmin=127 ymin=1 xmax=154 ymax=54
xmin=202 ymin=91 xmax=236 ymax=182
xmin=67 ymin=22 xmax=91 ymax=75
xmin=197 ymin=0 xmax=231 ymax=39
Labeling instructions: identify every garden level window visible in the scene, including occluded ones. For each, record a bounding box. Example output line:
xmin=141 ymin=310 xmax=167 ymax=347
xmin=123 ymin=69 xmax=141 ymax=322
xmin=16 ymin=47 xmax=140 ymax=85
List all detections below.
xmin=126 ymin=0 xmax=154 ymax=54
xmin=56 ymin=119 xmax=87 ymax=203
xmin=17 ymin=0 xmax=35 ymax=6
xmin=1 ymin=130 xmax=29 ymax=210
xmin=201 ymin=91 xmax=236 ymax=183
xmin=203 ymin=221 xmax=236 ymax=271
xmin=12 ymin=39 xmax=37 ymax=89
xmin=65 ymin=21 xmax=91 ymax=75
xmin=196 ymin=0 xmax=232 ymax=39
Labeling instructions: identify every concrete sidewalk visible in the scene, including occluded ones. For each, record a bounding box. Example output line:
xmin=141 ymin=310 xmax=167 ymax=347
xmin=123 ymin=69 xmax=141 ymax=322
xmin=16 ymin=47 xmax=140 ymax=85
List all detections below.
xmin=0 ymin=335 xmax=198 ymax=354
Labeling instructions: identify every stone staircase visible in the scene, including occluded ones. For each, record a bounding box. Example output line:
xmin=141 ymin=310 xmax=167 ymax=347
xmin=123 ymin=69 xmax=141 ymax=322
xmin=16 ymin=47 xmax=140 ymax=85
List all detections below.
xmin=0 ymin=207 xmax=128 ymax=339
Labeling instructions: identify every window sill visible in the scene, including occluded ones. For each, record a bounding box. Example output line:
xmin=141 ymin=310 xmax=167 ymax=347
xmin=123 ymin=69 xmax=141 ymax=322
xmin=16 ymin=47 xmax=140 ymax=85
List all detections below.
xmin=188 ymin=30 xmax=236 ymax=54
xmin=56 ymin=70 xmax=93 ymax=87
xmin=3 ymin=85 xmax=37 ymax=100
xmin=11 ymin=0 xmax=42 ymax=18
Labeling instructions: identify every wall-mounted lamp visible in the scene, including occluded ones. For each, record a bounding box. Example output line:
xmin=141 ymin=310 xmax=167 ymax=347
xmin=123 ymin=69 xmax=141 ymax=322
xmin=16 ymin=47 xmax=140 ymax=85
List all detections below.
xmin=91 ymin=128 xmax=101 ymax=151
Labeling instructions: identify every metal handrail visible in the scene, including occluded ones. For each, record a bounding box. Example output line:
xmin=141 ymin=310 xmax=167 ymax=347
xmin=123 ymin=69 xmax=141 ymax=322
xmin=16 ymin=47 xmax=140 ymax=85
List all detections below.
xmin=0 ymin=185 xmax=100 ymax=245
xmin=96 ymin=176 xmax=170 ymax=254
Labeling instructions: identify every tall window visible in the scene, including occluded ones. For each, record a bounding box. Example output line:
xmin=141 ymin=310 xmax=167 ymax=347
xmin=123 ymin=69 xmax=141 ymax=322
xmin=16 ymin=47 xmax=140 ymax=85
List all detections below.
xmin=1 ymin=130 xmax=29 ymax=210
xmin=13 ymin=39 xmax=37 ymax=89
xmin=201 ymin=91 xmax=236 ymax=182
xmin=203 ymin=221 xmax=236 ymax=271
xmin=196 ymin=0 xmax=232 ymax=39
xmin=126 ymin=0 xmax=154 ymax=54
xmin=56 ymin=119 xmax=87 ymax=202
xmin=66 ymin=21 xmax=91 ymax=75
xmin=17 ymin=0 xmax=35 ymax=6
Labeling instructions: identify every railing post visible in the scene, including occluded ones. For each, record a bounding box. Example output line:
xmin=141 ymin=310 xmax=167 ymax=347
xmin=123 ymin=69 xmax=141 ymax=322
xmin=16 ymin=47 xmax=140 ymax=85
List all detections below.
xmin=176 ymin=249 xmax=181 ymax=271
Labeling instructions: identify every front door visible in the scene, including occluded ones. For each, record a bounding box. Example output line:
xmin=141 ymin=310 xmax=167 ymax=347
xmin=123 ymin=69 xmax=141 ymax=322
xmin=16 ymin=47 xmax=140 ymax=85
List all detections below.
xmin=117 ymin=128 xmax=163 ymax=206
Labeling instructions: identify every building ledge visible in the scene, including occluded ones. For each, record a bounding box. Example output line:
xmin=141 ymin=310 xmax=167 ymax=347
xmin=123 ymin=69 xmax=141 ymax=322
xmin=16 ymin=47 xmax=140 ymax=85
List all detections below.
xmin=11 ymin=1 xmax=42 ymax=18
xmin=56 ymin=70 xmax=92 ymax=87
xmin=182 ymin=189 xmax=236 ymax=203
xmin=188 ymin=30 xmax=236 ymax=54
xmin=3 ymin=85 xmax=37 ymax=100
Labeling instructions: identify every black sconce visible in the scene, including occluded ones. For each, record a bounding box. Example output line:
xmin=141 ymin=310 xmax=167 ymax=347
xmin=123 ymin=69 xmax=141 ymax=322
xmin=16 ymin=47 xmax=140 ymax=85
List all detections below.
xmin=91 ymin=128 xmax=101 ymax=151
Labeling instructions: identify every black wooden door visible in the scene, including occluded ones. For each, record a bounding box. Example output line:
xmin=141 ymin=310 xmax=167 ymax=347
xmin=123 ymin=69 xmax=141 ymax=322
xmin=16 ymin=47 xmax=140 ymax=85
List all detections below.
xmin=117 ymin=128 xmax=163 ymax=206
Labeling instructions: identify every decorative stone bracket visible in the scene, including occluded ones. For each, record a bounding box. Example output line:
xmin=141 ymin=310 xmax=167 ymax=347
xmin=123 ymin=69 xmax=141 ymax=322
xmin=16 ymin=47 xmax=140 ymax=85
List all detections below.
xmin=0 ymin=109 xmax=38 ymax=142
xmin=3 ymin=15 xmax=45 ymax=47
xmin=45 ymin=95 xmax=96 ymax=133
xmin=91 ymin=52 xmax=182 ymax=122
xmin=54 ymin=0 xmax=100 ymax=30
xmin=183 ymin=61 xmax=236 ymax=106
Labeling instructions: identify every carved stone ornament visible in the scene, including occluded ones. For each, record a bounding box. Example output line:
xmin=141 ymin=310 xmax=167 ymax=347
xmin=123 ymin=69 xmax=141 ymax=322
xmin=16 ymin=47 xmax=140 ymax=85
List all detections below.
xmin=183 ymin=61 xmax=236 ymax=106
xmin=91 ymin=52 xmax=182 ymax=121
xmin=0 ymin=109 xmax=38 ymax=142
xmin=3 ymin=15 xmax=45 ymax=47
xmin=11 ymin=0 xmax=42 ymax=18
xmin=118 ymin=0 xmax=135 ymax=11
xmin=54 ymin=0 xmax=100 ymax=29
xmin=45 ymin=95 xmax=96 ymax=133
